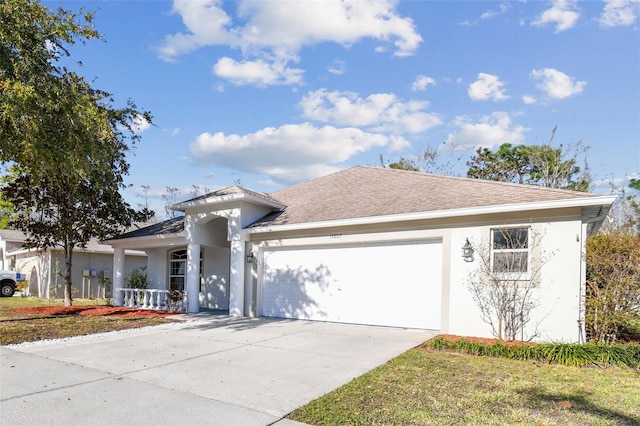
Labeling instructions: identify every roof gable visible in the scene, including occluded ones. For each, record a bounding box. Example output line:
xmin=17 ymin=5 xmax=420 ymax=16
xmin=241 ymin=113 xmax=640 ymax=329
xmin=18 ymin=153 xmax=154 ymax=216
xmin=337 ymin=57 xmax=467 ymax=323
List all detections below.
xmin=171 ymin=186 xmax=283 ymax=212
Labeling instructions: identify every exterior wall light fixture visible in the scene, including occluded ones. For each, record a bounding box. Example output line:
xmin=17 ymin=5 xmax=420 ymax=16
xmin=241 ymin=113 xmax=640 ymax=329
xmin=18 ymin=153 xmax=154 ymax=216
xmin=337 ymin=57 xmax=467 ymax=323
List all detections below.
xmin=462 ymin=238 xmax=474 ymax=262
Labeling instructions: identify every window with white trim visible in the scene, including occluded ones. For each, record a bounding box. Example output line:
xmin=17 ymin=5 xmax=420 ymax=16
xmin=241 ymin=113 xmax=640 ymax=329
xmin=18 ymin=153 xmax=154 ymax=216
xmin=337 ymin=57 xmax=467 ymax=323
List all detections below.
xmin=491 ymin=227 xmax=529 ymax=275
xmin=169 ymin=249 xmax=203 ymax=291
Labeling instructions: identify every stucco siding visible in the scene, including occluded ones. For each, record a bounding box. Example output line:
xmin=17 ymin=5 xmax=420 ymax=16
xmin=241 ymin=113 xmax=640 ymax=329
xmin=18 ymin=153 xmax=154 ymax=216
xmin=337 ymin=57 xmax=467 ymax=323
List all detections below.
xmin=446 ymin=219 xmax=584 ymax=342
xmin=146 ymin=248 xmax=168 ymax=290
xmin=447 ymin=226 xmax=493 ymax=338
xmin=535 ymin=219 xmax=584 ymax=342
xmin=200 ymin=247 xmax=230 ymax=310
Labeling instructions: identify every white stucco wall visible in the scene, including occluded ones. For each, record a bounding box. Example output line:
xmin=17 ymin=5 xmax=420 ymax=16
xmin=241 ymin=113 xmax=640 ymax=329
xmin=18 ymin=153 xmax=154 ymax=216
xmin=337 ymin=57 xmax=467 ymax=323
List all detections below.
xmin=447 ymin=226 xmax=493 ymax=339
xmin=534 ymin=220 xmax=584 ymax=342
xmin=200 ymin=247 xmax=230 ymax=310
xmin=446 ymin=219 xmax=584 ymax=342
xmin=252 ymin=214 xmax=586 ymax=343
xmin=146 ymin=248 xmax=168 ymax=290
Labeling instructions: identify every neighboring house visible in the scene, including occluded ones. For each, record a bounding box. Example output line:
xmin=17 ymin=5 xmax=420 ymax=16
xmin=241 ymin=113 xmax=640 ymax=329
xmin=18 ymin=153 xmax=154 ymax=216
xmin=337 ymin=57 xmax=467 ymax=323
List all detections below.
xmin=105 ymin=166 xmax=615 ymax=342
xmin=0 ymin=229 xmax=24 ymax=271
xmin=0 ymin=230 xmax=147 ymax=299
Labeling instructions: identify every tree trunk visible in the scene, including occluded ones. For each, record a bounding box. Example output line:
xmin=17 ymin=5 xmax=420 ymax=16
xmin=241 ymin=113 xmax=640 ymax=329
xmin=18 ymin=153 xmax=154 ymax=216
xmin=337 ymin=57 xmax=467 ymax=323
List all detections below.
xmin=63 ymin=244 xmax=74 ymax=306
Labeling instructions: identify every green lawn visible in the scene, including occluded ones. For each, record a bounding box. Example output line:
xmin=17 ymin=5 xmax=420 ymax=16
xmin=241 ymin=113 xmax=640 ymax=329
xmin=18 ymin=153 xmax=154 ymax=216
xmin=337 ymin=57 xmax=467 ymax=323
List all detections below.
xmin=288 ymin=348 xmax=640 ymax=426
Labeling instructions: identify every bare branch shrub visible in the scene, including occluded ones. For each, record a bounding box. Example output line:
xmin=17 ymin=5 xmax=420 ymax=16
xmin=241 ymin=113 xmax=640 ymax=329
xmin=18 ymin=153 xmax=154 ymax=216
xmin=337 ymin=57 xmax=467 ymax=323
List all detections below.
xmin=467 ymin=228 xmax=548 ymax=341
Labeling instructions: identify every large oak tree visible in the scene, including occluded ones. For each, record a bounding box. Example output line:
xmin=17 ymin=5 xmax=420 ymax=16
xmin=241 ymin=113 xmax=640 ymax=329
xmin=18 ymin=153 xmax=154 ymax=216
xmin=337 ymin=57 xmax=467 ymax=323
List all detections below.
xmin=1 ymin=0 xmax=152 ymax=305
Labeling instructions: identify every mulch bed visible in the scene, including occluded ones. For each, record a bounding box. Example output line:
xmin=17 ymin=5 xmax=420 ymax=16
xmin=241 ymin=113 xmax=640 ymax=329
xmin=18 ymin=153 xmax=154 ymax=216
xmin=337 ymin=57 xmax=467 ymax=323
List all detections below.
xmin=13 ymin=305 xmax=179 ymax=318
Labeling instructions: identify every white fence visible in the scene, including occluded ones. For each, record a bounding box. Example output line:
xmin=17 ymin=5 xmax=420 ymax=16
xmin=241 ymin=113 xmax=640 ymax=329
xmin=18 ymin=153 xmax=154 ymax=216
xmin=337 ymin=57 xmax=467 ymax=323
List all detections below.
xmin=120 ymin=288 xmax=186 ymax=312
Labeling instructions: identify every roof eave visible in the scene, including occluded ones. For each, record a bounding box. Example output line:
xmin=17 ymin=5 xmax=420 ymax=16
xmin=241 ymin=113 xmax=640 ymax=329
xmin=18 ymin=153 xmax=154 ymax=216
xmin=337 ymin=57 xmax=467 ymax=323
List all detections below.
xmin=246 ymin=195 xmax=618 ymax=235
xmin=7 ymin=246 xmax=147 ymax=256
xmin=103 ymin=231 xmax=186 ymax=247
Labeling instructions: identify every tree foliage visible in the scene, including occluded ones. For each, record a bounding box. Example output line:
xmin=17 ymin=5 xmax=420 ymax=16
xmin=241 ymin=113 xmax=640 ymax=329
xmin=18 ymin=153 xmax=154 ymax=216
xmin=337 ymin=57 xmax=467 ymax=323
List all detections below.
xmin=585 ymin=234 xmax=640 ymax=343
xmin=600 ymin=177 xmax=640 ymax=236
xmin=0 ymin=166 xmax=16 ymax=228
xmin=466 ymin=128 xmax=591 ymax=191
xmin=1 ymin=0 xmax=101 ymax=171
xmin=1 ymin=0 xmax=152 ymax=305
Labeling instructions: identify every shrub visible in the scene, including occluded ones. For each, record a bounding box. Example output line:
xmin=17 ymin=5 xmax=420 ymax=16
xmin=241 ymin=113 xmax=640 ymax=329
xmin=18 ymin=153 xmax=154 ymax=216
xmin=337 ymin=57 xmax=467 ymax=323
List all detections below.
xmin=585 ymin=234 xmax=640 ymax=343
xmin=125 ymin=267 xmax=148 ymax=289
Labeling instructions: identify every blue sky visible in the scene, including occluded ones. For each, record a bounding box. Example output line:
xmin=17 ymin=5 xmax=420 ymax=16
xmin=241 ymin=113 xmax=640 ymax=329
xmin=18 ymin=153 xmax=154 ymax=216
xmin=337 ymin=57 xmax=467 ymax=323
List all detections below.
xmin=50 ymin=0 xmax=639 ymax=218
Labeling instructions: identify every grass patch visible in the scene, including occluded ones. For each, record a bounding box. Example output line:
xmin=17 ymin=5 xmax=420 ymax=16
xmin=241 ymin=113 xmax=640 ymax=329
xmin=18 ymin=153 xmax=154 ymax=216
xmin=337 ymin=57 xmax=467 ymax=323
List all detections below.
xmin=0 ymin=297 xmax=171 ymax=345
xmin=288 ymin=348 xmax=640 ymax=426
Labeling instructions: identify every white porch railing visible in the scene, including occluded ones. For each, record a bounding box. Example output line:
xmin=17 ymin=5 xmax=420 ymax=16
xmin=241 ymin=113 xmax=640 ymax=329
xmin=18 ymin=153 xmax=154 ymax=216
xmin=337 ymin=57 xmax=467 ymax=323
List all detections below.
xmin=120 ymin=288 xmax=186 ymax=312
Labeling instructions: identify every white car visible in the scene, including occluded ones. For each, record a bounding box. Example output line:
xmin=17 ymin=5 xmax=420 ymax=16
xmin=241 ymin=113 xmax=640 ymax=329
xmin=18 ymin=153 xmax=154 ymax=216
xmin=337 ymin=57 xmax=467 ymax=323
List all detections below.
xmin=0 ymin=270 xmax=17 ymax=297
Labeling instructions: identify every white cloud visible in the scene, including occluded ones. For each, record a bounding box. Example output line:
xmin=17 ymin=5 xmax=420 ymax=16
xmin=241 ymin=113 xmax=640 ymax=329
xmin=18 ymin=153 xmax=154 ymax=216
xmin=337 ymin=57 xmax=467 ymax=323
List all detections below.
xmin=412 ymin=75 xmax=436 ymax=92
xmin=157 ymin=0 xmax=236 ymax=62
xmin=599 ymin=0 xmax=638 ymax=27
xmin=531 ymin=68 xmax=586 ymax=100
xmin=213 ymin=57 xmax=304 ymax=86
xmin=158 ymin=0 xmax=422 ymax=86
xmin=327 ymin=59 xmax=346 ymax=75
xmin=459 ymin=2 xmax=509 ymax=25
xmin=162 ymin=127 xmax=181 ymax=137
xmin=442 ymin=112 xmax=529 ymax=152
xmin=532 ymin=0 xmax=580 ymax=32
xmin=480 ymin=2 xmax=510 ymax=20
xmin=522 ymin=95 xmax=537 ymax=105
xmin=233 ymin=0 xmax=422 ymax=56
xmin=468 ymin=73 xmax=509 ymax=101
xmin=190 ymin=123 xmax=407 ymax=184
xmin=300 ymin=89 xmax=442 ymax=134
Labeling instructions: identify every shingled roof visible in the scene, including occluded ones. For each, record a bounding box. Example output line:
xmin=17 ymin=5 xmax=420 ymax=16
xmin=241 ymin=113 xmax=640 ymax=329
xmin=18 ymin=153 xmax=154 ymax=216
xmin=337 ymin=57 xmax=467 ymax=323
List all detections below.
xmin=251 ymin=166 xmax=603 ymax=227
xmin=111 ymin=166 xmax=611 ymax=240
xmin=114 ymin=216 xmax=184 ymax=240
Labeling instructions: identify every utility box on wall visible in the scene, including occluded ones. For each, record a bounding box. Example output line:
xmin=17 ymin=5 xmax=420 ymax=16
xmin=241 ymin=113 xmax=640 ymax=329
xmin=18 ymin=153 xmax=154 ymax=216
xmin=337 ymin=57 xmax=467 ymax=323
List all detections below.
xmin=82 ymin=269 xmax=97 ymax=277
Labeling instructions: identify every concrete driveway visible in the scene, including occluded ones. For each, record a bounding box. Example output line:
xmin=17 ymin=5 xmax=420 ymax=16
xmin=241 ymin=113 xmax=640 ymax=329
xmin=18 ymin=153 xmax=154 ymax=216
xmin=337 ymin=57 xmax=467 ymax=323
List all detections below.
xmin=1 ymin=315 xmax=434 ymax=426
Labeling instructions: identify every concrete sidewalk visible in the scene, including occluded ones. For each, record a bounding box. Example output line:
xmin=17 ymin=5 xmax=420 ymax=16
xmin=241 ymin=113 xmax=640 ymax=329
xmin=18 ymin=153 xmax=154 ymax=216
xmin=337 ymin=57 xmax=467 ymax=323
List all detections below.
xmin=1 ymin=316 xmax=434 ymax=426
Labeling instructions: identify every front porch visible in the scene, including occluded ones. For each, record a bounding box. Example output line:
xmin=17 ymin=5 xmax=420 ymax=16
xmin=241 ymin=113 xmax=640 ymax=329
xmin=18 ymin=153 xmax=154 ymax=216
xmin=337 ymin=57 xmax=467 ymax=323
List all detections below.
xmin=107 ymin=191 xmax=280 ymax=316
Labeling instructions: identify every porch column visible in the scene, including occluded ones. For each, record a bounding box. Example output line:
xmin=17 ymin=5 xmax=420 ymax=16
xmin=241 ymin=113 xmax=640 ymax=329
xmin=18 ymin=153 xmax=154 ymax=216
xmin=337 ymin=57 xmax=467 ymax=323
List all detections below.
xmin=228 ymin=238 xmax=245 ymax=317
xmin=113 ymin=248 xmax=125 ymax=306
xmin=186 ymin=243 xmax=201 ymax=313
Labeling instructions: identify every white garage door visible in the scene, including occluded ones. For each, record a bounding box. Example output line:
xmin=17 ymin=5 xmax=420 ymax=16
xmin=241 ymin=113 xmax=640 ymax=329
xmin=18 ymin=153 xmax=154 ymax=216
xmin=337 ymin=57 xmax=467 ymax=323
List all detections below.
xmin=261 ymin=241 xmax=442 ymax=330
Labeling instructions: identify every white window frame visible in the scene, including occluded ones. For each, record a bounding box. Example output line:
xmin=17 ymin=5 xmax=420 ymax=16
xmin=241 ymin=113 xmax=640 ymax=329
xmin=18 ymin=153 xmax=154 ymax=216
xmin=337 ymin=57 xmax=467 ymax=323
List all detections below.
xmin=168 ymin=248 xmax=204 ymax=292
xmin=490 ymin=227 xmax=531 ymax=279
xmin=169 ymin=249 xmax=187 ymax=291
